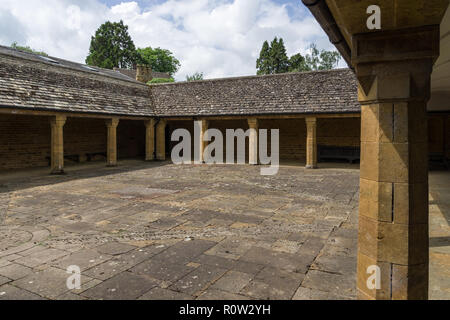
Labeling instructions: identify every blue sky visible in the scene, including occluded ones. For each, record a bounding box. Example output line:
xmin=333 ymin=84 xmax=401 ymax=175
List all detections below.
xmin=0 ymin=0 xmax=334 ymax=80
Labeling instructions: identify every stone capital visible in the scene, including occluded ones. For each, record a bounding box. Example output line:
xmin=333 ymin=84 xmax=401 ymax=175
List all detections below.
xmin=144 ymin=119 xmax=156 ymax=128
xmin=352 ymin=26 xmax=440 ymax=105
xmin=50 ymin=115 xmax=67 ymax=127
xmin=106 ymin=118 xmax=120 ymax=129
xmin=305 ymin=117 xmax=317 ymax=124
xmin=247 ymin=118 xmax=259 ymax=129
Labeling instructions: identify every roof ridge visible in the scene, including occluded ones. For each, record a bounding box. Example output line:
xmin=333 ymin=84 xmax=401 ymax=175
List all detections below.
xmin=149 ymin=68 xmax=352 ymax=86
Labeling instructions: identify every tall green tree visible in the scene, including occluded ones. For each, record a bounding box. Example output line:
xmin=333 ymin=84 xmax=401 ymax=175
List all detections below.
xmin=270 ymin=37 xmax=290 ymax=74
xmin=288 ymin=53 xmax=309 ymax=72
xmin=304 ymin=44 xmax=341 ymax=71
xmin=136 ymin=47 xmax=180 ymax=76
xmin=257 ymin=39 xmax=341 ymax=74
xmin=256 ymin=37 xmax=290 ymax=75
xmin=86 ymin=20 xmax=137 ymax=69
xmin=256 ymin=40 xmax=271 ymax=75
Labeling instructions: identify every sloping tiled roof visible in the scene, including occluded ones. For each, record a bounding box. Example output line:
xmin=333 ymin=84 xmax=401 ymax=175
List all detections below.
xmin=0 ymin=45 xmax=154 ymax=117
xmin=0 ymin=45 xmax=359 ymax=118
xmin=151 ymin=69 xmax=359 ymax=117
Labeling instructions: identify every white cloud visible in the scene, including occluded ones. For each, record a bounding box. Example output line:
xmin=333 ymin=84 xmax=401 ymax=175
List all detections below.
xmin=0 ymin=0 xmax=338 ymax=80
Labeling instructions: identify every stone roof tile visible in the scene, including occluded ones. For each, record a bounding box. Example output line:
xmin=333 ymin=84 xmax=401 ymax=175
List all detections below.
xmin=151 ymin=69 xmax=359 ymax=117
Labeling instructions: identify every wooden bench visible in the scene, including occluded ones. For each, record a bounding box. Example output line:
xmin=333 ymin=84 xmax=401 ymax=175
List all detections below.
xmin=318 ymin=145 xmax=360 ymax=164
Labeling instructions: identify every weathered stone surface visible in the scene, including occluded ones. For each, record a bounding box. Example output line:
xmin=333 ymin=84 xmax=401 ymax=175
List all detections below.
xmin=12 ymin=267 xmax=93 ymax=299
xmin=14 ymin=248 xmax=68 ymax=268
xmin=81 ymin=272 xmax=158 ymax=300
xmin=95 ymin=242 xmax=137 ymax=256
xmin=211 ymin=271 xmax=253 ymax=294
xmin=138 ymin=287 xmax=193 ymax=300
xmin=0 ymin=275 xmax=11 ymax=286
xmin=197 ymin=289 xmax=249 ymax=300
xmin=0 ymin=284 xmax=46 ymax=300
xmin=131 ymin=259 xmax=196 ymax=283
xmin=0 ymin=263 xmax=32 ymax=280
xmin=0 ymin=162 xmax=447 ymax=300
xmin=302 ymin=270 xmax=355 ymax=298
xmin=52 ymin=249 xmax=112 ymax=272
xmin=169 ymin=265 xmax=227 ymax=296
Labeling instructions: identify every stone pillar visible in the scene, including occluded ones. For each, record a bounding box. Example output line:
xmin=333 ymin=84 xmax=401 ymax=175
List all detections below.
xmin=354 ymin=26 xmax=440 ymax=300
xmin=248 ymin=118 xmax=259 ymax=165
xmin=145 ymin=119 xmax=156 ymax=161
xmin=50 ymin=115 xmax=67 ymax=174
xmin=106 ymin=118 xmax=119 ymax=167
xmin=156 ymin=120 xmax=167 ymax=161
xmin=196 ymin=119 xmax=209 ymax=164
xmin=305 ymin=117 xmax=317 ymax=169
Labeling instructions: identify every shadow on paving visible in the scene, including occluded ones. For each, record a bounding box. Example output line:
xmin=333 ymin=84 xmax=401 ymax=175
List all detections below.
xmin=0 ymin=159 xmax=169 ymax=194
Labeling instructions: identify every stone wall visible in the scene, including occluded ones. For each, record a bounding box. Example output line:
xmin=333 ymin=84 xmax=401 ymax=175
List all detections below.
xmin=0 ymin=114 xmax=51 ymax=170
xmin=64 ymin=118 xmax=106 ymax=162
xmin=0 ymin=115 xmax=146 ymax=170
xmin=117 ymin=120 xmax=146 ymax=160
xmin=166 ymin=117 xmax=361 ymax=162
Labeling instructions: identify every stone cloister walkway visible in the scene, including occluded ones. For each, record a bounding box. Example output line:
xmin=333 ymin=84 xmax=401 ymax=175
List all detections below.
xmin=0 ymin=161 xmax=448 ymax=300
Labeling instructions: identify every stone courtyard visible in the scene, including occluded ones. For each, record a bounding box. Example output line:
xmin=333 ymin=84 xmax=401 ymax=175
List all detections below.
xmin=0 ymin=161 xmax=448 ymax=300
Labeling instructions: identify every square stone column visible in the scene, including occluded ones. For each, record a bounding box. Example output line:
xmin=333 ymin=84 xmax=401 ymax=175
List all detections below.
xmin=145 ymin=119 xmax=156 ymax=161
xmin=195 ymin=119 xmax=209 ymax=164
xmin=50 ymin=115 xmax=67 ymax=174
xmin=106 ymin=118 xmax=119 ymax=167
xmin=248 ymin=118 xmax=259 ymax=165
xmin=354 ymin=26 xmax=440 ymax=300
xmin=305 ymin=117 xmax=317 ymax=169
xmin=156 ymin=120 xmax=167 ymax=161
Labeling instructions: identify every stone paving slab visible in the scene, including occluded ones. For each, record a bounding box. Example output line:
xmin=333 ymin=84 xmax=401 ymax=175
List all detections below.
xmin=12 ymin=266 xmax=93 ymax=299
xmin=0 ymin=284 xmax=46 ymax=300
xmin=52 ymin=249 xmax=113 ymax=272
xmin=138 ymin=287 xmax=193 ymax=300
xmin=81 ymin=272 xmax=158 ymax=300
xmin=0 ymin=161 xmax=447 ymax=300
xmin=0 ymin=263 xmax=32 ymax=280
xmin=169 ymin=264 xmax=228 ymax=296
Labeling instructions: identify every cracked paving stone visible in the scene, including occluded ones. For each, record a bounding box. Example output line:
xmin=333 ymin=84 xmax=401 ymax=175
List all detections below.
xmin=301 ymin=270 xmax=355 ymax=298
xmin=81 ymin=272 xmax=158 ymax=300
xmin=0 ymin=284 xmax=46 ymax=300
xmin=14 ymin=248 xmax=69 ymax=268
xmin=0 ymin=275 xmax=11 ymax=286
xmin=52 ymin=249 xmax=112 ymax=271
xmin=210 ymin=270 xmax=253 ymax=294
xmin=169 ymin=264 xmax=228 ymax=296
xmin=84 ymin=247 xmax=163 ymax=281
xmin=95 ymin=242 xmax=137 ymax=256
xmin=0 ymin=263 xmax=32 ymax=280
xmin=12 ymin=266 xmax=94 ymax=299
